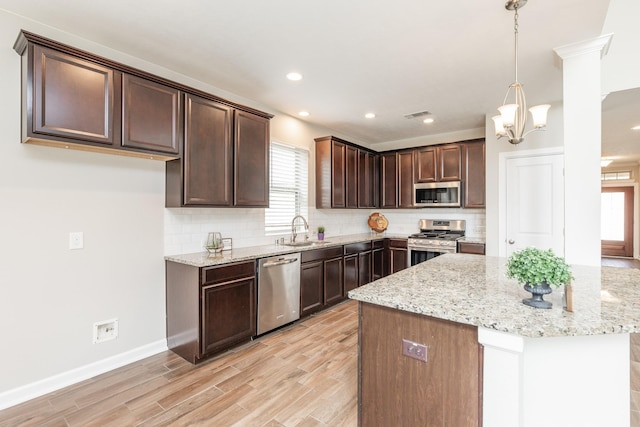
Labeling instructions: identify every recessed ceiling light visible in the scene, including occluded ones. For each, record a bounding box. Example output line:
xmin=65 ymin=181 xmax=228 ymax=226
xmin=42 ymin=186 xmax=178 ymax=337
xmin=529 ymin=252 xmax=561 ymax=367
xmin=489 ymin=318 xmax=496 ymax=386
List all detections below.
xmin=365 ymin=113 xmax=376 ymax=119
xmin=423 ymin=117 xmax=435 ymax=124
xmin=298 ymin=111 xmax=309 ymax=117
xmin=286 ymin=72 xmax=303 ymax=81
xmin=632 ymin=125 xmax=640 ymax=130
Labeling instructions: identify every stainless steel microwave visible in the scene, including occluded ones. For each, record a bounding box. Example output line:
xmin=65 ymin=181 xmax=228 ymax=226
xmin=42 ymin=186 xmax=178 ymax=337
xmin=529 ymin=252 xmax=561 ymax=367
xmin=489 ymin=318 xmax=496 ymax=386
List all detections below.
xmin=413 ymin=181 xmax=461 ymax=207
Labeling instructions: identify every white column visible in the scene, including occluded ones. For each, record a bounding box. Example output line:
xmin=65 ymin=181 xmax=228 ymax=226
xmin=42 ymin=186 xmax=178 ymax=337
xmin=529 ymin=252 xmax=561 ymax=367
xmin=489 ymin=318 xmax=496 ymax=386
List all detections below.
xmin=553 ymin=35 xmax=612 ymax=266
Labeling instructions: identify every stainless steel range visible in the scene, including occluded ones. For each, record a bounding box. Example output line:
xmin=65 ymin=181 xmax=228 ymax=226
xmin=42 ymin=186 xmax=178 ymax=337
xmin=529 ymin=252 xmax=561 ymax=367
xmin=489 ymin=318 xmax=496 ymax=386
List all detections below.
xmin=407 ymin=219 xmax=466 ymax=266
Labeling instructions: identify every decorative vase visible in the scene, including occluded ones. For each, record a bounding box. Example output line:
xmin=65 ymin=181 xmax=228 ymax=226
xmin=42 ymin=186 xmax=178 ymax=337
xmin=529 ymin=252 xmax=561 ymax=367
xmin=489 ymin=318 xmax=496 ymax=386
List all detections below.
xmin=318 ymin=232 xmax=325 ymax=241
xmin=522 ymin=282 xmax=553 ymax=309
xmin=205 ymin=232 xmax=224 ymax=254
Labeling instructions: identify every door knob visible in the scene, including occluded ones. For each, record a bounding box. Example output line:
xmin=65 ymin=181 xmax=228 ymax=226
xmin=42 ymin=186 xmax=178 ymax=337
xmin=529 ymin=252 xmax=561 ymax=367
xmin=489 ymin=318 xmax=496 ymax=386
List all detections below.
xmin=508 ymin=239 xmax=515 ymax=244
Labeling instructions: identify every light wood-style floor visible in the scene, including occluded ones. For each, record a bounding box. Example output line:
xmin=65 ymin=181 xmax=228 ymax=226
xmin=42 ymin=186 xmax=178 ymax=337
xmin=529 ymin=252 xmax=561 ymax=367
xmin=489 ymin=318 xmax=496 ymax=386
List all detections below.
xmin=0 ymin=301 xmax=359 ymax=427
xmin=601 ymin=256 xmax=640 ymax=269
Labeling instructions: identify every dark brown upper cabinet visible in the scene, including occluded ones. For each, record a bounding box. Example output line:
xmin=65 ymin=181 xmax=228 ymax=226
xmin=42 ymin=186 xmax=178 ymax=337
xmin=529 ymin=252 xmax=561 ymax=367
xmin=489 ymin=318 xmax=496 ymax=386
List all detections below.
xmin=122 ymin=74 xmax=181 ymax=155
xmin=439 ymin=144 xmax=462 ymax=181
xmin=233 ymin=110 xmax=270 ymax=207
xmin=167 ymin=94 xmax=233 ymax=206
xmin=27 ymin=44 xmax=120 ymax=147
xmin=14 ymin=30 xmax=272 ymax=164
xmin=398 ymin=150 xmax=414 ymax=208
xmin=380 ymin=152 xmax=398 ymax=209
xmin=414 ymin=144 xmax=461 ymax=183
xmin=414 ymin=146 xmax=437 ymax=183
xmin=166 ymin=97 xmax=270 ymax=208
xmin=462 ymin=139 xmax=486 ymax=208
xmin=358 ymin=150 xmax=378 ymax=208
xmin=345 ymin=145 xmax=359 ymax=209
xmin=315 ymin=136 xmax=371 ymax=209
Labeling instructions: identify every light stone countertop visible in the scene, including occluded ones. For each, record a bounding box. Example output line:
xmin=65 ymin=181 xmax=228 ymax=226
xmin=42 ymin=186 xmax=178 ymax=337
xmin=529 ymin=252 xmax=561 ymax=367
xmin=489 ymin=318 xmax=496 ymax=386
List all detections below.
xmin=457 ymin=236 xmax=486 ymax=244
xmin=348 ymin=253 xmax=640 ymax=338
xmin=165 ymin=233 xmax=407 ymax=268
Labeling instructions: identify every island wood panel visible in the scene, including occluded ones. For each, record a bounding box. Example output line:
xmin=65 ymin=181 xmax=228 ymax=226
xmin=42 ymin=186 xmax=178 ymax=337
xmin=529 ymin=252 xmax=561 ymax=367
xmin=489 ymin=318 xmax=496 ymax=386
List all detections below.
xmin=359 ymin=302 xmax=482 ymax=426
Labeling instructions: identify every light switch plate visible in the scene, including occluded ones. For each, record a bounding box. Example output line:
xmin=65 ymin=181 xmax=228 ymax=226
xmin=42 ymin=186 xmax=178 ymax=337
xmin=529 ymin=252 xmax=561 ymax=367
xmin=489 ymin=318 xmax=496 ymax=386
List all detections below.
xmin=402 ymin=339 xmax=428 ymax=362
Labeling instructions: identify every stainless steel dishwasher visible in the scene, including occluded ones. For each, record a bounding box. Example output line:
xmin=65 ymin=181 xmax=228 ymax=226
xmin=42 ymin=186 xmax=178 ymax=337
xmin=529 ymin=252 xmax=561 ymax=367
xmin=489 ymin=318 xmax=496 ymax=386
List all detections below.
xmin=257 ymin=253 xmax=301 ymax=335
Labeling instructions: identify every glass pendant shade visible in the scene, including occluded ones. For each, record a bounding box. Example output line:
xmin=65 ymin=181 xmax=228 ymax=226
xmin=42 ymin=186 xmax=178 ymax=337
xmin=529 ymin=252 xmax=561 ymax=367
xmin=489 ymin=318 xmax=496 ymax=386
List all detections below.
xmin=529 ymin=104 xmax=551 ymax=128
xmin=492 ymin=115 xmax=506 ymax=136
xmin=498 ymin=104 xmax=519 ymax=127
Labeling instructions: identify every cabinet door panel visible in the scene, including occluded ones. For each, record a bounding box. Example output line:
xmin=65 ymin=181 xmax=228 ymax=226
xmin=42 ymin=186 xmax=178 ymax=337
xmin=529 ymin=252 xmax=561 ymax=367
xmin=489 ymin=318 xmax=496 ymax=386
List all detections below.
xmin=381 ymin=153 xmax=398 ymax=208
xmin=414 ymin=147 xmax=437 ymax=183
xmin=122 ymin=74 xmax=181 ymax=154
xmin=346 ymin=145 xmax=358 ymax=208
xmin=301 ymin=261 xmax=324 ymax=317
xmin=344 ymin=254 xmax=359 ymax=295
xmin=32 ymin=45 xmax=117 ymax=145
xmin=234 ymin=110 xmax=270 ymax=207
xmin=184 ymin=94 xmax=233 ymax=206
xmin=201 ymin=277 xmax=256 ymax=356
xmin=331 ymin=141 xmax=346 ymax=208
xmin=372 ymin=248 xmax=384 ymax=280
xmin=398 ymin=151 xmax=414 ymax=208
xmin=324 ymin=257 xmax=344 ymax=306
xmin=439 ymin=144 xmax=462 ymax=181
xmin=463 ymin=141 xmax=486 ymax=208
xmin=358 ymin=251 xmax=372 ymax=286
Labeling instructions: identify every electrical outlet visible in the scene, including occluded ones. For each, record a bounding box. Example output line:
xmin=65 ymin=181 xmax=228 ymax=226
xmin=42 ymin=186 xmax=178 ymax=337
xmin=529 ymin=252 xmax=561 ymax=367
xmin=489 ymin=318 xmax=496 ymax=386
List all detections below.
xmin=69 ymin=232 xmax=83 ymax=250
xmin=402 ymin=339 xmax=428 ymax=362
xmin=93 ymin=319 xmax=118 ymax=343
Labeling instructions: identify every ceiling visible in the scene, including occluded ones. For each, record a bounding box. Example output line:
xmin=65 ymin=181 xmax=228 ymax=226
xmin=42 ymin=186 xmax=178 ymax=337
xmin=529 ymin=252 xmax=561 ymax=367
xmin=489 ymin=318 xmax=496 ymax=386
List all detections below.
xmin=2 ymin=0 xmax=633 ymax=158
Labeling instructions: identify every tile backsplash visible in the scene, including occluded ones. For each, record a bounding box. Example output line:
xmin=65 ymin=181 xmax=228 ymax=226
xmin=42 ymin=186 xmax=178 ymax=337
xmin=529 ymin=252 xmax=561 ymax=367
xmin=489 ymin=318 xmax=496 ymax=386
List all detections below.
xmin=164 ymin=207 xmax=486 ymax=255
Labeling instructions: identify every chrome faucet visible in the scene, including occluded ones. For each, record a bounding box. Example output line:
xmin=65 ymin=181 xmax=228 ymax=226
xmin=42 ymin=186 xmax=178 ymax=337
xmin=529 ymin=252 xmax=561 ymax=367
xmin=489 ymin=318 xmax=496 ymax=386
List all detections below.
xmin=291 ymin=215 xmax=309 ymax=242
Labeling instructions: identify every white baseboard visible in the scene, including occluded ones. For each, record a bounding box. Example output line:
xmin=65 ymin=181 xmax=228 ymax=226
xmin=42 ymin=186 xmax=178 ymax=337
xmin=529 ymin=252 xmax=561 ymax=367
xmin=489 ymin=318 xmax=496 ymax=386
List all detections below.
xmin=0 ymin=339 xmax=168 ymax=411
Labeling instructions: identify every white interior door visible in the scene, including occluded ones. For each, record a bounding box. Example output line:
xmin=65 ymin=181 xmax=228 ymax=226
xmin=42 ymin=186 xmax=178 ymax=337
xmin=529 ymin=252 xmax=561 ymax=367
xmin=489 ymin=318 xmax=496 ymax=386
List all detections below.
xmin=505 ymin=154 xmax=565 ymax=257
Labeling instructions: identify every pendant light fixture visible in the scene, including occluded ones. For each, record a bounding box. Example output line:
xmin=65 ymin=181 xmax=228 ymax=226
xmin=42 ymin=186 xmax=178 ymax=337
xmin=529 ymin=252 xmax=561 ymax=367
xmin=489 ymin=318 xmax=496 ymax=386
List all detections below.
xmin=492 ymin=0 xmax=550 ymax=144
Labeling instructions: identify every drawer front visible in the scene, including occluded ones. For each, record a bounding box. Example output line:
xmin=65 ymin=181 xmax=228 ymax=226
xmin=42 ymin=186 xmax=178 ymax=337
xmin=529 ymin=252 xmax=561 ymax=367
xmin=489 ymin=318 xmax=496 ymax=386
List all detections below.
xmin=201 ymin=261 xmax=255 ymax=285
xmin=458 ymin=242 xmax=485 ymax=255
xmin=344 ymin=241 xmax=372 ymax=255
xmin=388 ymin=238 xmax=407 ymax=249
xmin=372 ymin=239 xmax=384 ymax=250
xmin=301 ymin=246 xmax=344 ymax=263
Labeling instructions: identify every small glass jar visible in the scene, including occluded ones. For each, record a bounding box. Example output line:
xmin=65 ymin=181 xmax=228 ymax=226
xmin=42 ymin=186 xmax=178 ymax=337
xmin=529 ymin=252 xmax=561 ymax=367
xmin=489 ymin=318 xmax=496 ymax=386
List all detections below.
xmin=205 ymin=232 xmax=224 ymax=253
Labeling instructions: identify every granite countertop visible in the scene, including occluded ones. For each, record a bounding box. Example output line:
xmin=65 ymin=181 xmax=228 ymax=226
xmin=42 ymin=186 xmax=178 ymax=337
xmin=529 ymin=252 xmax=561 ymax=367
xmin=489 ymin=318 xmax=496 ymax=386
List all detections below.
xmin=349 ymin=253 xmax=640 ymax=338
xmin=458 ymin=236 xmax=486 ymax=244
xmin=165 ymin=233 xmax=407 ymax=267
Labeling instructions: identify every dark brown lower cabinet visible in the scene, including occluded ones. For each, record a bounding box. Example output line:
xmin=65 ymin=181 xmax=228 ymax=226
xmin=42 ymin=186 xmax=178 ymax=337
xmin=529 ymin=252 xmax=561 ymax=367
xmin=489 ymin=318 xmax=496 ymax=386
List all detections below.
xmin=387 ymin=238 xmax=408 ymax=274
xmin=300 ymin=246 xmax=344 ymax=317
xmin=458 ymin=242 xmax=486 ymax=255
xmin=359 ymin=302 xmax=483 ymax=426
xmin=372 ymin=240 xmax=385 ymax=281
xmin=165 ymin=260 xmax=256 ymax=364
xmin=343 ymin=241 xmax=373 ymax=296
xmin=300 ymin=260 xmax=324 ymax=317
xmin=344 ymin=254 xmax=359 ymax=295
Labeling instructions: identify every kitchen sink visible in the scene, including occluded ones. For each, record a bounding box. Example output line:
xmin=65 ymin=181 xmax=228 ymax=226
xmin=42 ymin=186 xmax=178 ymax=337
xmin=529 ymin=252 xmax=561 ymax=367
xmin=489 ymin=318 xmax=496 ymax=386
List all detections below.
xmin=284 ymin=240 xmax=331 ymax=247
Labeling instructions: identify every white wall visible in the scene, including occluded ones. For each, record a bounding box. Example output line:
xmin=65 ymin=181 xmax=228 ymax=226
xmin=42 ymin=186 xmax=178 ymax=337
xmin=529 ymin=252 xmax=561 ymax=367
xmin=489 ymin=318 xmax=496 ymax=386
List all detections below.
xmin=484 ymin=101 xmax=565 ymax=256
xmin=0 ymin=11 xmax=168 ymax=402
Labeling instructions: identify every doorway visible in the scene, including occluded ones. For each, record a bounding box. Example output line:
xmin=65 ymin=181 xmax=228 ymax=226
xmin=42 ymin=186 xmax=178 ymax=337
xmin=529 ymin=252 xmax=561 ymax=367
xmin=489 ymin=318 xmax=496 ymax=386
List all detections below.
xmin=501 ymin=151 xmax=565 ymax=257
xmin=601 ymin=186 xmax=634 ymax=257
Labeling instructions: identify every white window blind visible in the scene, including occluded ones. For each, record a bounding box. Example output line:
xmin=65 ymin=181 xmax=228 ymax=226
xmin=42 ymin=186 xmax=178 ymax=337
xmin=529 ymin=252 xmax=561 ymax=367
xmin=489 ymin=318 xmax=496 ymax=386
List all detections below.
xmin=265 ymin=142 xmax=309 ymax=236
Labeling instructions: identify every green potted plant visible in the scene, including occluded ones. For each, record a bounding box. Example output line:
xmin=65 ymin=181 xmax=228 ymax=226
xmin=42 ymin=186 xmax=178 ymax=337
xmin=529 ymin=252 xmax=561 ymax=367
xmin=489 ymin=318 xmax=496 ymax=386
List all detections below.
xmin=317 ymin=226 xmax=325 ymax=241
xmin=505 ymin=247 xmax=573 ymax=309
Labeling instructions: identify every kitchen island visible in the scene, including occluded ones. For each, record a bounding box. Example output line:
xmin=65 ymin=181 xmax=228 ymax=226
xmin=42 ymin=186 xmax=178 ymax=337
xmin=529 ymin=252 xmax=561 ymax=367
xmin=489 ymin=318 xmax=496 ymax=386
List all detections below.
xmin=349 ymin=254 xmax=639 ymax=427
